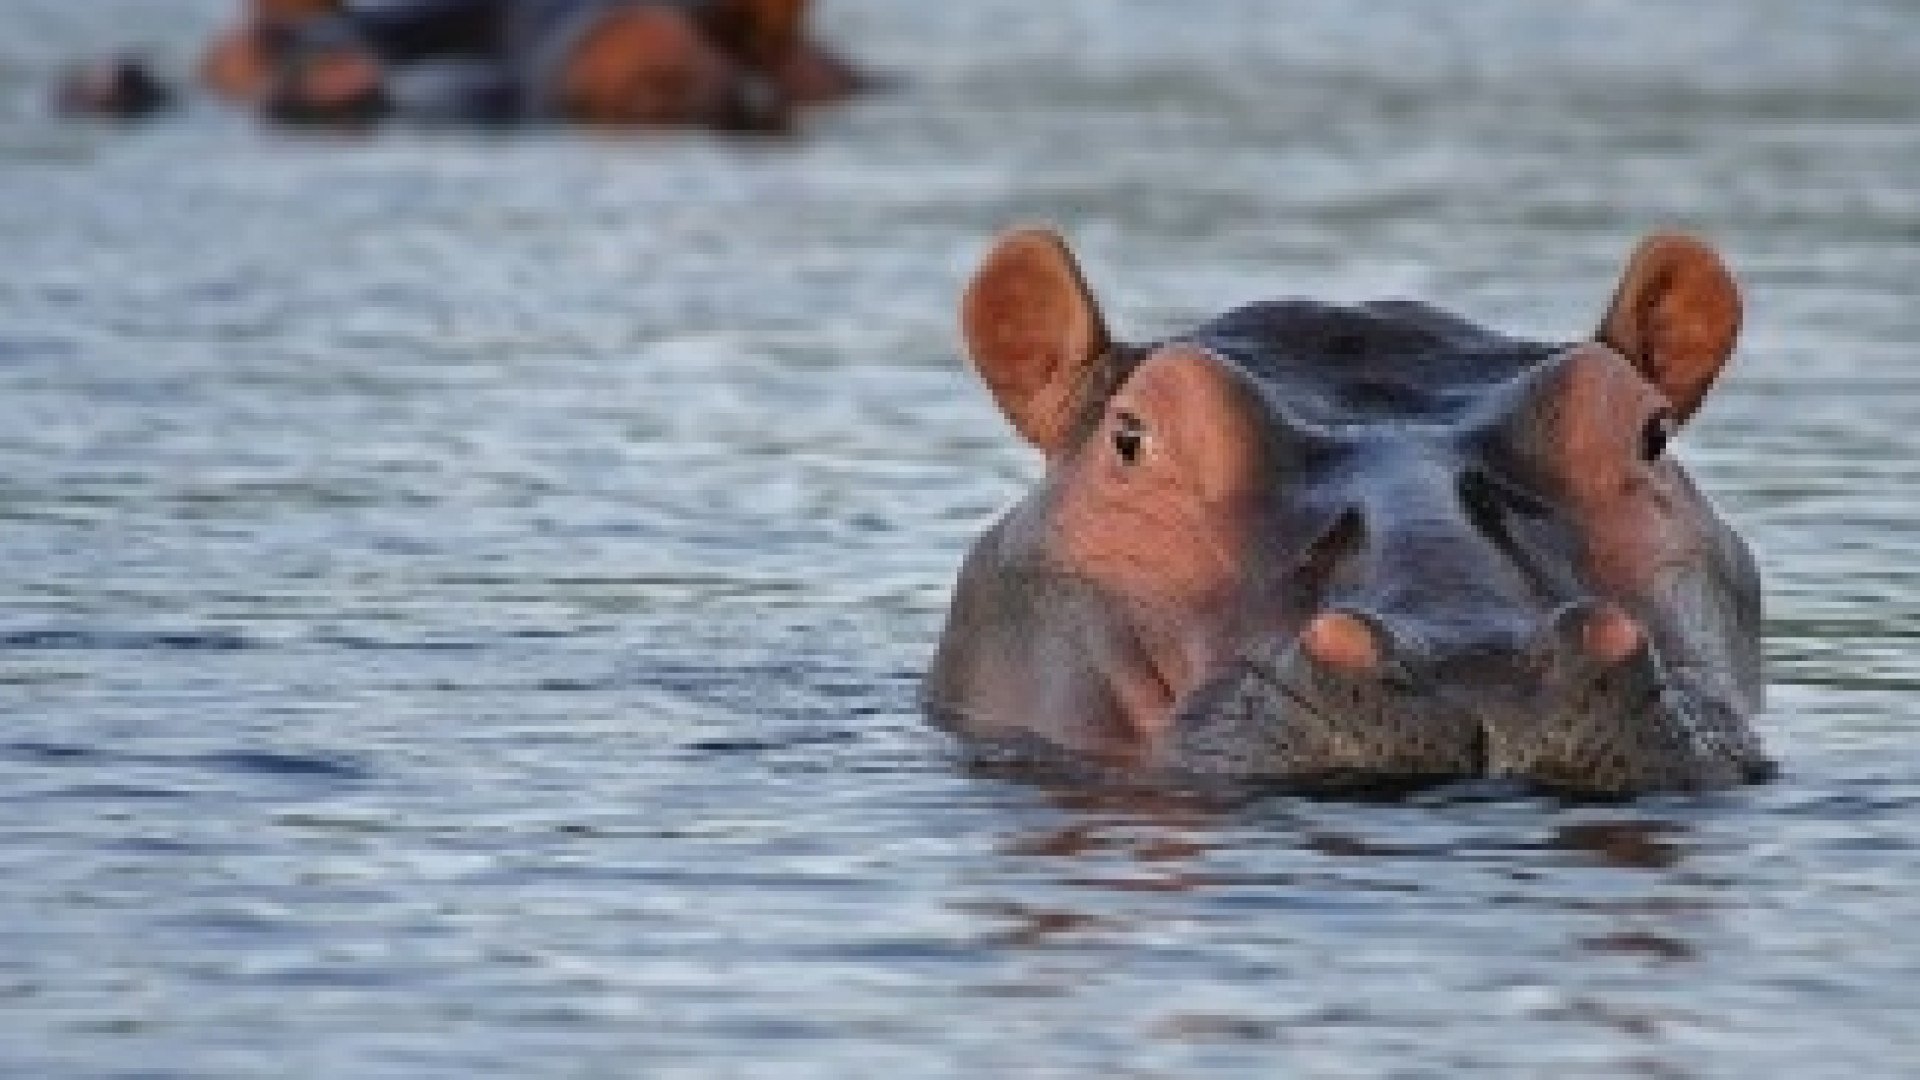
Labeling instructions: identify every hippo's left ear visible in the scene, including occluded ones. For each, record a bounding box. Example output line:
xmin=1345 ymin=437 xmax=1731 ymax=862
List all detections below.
xmin=703 ymin=0 xmax=808 ymax=65
xmin=1596 ymin=233 xmax=1743 ymax=423
xmin=963 ymin=228 xmax=1114 ymax=455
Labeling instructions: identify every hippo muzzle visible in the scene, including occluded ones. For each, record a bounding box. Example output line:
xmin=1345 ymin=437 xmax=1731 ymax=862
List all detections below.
xmin=1169 ymin=600 xmax=1765 ymax=794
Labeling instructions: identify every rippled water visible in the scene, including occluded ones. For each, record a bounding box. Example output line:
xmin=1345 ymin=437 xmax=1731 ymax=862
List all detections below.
xmin=3 ymin=1 xmax=1919 ymax=1076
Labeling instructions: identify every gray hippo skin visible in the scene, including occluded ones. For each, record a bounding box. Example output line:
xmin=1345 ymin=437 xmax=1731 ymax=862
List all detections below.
xmin=203 ymin=0 xmax=858 ymax=128
xmin=927 ymin=228 xmax=1769 ymax=796
xmin=64 ymin=0 xmax=864 ymax=128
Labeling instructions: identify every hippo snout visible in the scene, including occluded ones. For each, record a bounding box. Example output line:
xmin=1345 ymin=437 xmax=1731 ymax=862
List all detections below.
xmin=1163 ymin=603 xmax=1754 ymax=794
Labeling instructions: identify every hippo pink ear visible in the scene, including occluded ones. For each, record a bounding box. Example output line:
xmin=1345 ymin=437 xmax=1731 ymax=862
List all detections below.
xmin=963 ymin=228 xmax=1113 ymax=454
xmin=1596 ymin=233 xmax=1742 ymax=423
xmin=702 ymin=0 xmax=807 ymax=64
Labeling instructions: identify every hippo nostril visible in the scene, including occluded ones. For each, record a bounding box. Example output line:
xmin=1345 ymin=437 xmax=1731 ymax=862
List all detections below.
xmin=1580 ymin=604 xmax=1645 ymax=665
xmin=1539 ymin=601 xmax=1646 ymax=667
xmin=1299 ymin=611 xmax=1384 ymax=674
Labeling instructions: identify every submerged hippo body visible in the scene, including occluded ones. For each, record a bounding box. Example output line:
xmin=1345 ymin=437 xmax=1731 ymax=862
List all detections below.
xmin=929 ymin=229 xmax=1769 ymax=796
xmin=192 ymin=0 xmax=861 ymax=128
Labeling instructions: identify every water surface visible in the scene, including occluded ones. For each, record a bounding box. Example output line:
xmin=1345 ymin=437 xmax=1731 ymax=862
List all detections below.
xmin=3 ymin=1 xmax=1919 ymax=1076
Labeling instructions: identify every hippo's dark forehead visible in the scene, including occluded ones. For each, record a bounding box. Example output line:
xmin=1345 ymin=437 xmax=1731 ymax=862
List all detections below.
xmin=1173 ymin=300 xmax=1563 ymax=426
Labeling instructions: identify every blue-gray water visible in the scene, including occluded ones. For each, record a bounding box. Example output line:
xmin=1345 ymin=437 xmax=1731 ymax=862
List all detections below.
xmin=3 ymin=1 xmax=1919 ymax=1076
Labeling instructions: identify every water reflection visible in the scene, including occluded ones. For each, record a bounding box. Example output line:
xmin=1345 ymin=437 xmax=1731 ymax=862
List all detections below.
xmin=952 ymin=900 xmax=1119 ymax=949
xmin=1549 ymin=820 xmax=1687 ymax=871
xmin=6 ymin=0 xmax=1920 ymax=1075
xmin=1578 ymin=930 xmax=1694 ymax=963
xmin=950 ymin=787 xmax=1727 ymax=1069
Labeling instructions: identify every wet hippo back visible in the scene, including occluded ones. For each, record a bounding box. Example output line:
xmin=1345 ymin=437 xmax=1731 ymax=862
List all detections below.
xmin=358 ymin=0 xmax=849 ymax=118
xmin=350 ymin=0 xmax=512 ymax=61
xmin=348 ymin=0 xmax=772 ymax=125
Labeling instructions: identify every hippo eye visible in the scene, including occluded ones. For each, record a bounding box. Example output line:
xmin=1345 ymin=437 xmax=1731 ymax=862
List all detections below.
xmin=1641 ymin=410 xmax=1678 ymax=462
xmin=1113 ymin=411 xmax=1146 ymax=465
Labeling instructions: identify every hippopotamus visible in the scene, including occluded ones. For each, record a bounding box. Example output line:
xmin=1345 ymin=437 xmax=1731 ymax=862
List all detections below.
xmin=332 ymin=0 xmax=869 ymax=106
xmin=928 ymin=228 xmax=1770 ymax=796
xmin=52 ymin=54 xmax=176 ymax=119
xmin=192 ymin=0 xmax=389 ymax=122
xmin=53 ymin=1 xmax=392 ymax=125
xmin=189 ymin=0 xmax=866 ymax=129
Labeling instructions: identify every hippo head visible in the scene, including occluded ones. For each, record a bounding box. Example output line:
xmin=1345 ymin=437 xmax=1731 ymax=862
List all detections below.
xmin=198 ymin=1 xmax=387 ymax=124
xmin=928 ymin=228 xmax=1769 ymax=796
xmin=555 ymin=5 xmax=790 ymax=133
xmin=54 ymin=55 xmax=175 ymax=119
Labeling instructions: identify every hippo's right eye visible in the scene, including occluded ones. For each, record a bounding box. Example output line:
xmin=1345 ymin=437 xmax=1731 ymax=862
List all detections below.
xmin=1113 ymin=412 xmax=1146 ymax=465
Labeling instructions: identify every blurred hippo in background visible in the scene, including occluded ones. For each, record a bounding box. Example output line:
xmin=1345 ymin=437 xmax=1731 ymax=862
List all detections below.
xmin=53 ymin=54 xmax=176 ymax=119
xmin=929 ymin=228 xmax=1770 ymax=797
xmin=62 ymin=0 xmax=871 ymax=130
xmin=335 ymin=0 xmax=871 ymax=108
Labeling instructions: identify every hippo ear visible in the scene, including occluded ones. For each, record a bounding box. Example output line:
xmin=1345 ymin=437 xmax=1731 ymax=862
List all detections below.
xmin=1596 ymin=233 xmax=1742 ymax=423
xmin=963 ymin=228 xmax=1113 ymax=454
xmin=702 ymin=0 xmax=808 ymax=64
